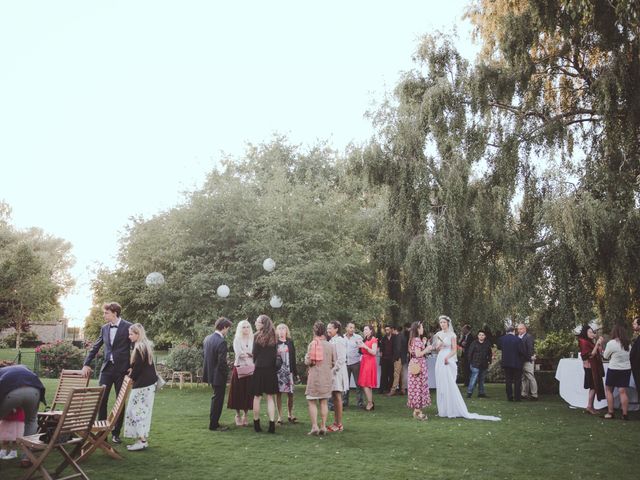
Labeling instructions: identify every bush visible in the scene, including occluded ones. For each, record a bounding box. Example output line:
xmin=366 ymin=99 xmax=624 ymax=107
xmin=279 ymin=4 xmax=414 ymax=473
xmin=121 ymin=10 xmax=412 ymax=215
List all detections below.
xmin=165 ymin=344 xmax=203 ymax=374
xmin=0 ymin=331 xmax=40 ymax=348
xmin=36 ymin=341 xmax=85 ymax=378
xmin=535 ymin=331 xmax=576 ymax=369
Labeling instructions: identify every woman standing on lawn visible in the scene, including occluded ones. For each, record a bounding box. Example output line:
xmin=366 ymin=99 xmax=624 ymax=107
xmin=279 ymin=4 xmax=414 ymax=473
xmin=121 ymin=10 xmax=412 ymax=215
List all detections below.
xmin=602 ymin=325 xmax=632 ymax=420
xmin=275 ymin=323 xmax=298 ymax=425
xmin=304 ymin=321 xmax=336 ymax=435
xmin=577 ymin=324 xmax=605 ymax=415
xmin=227 ymin=319 xmax=255 ymax=426
xmin=407 ymin=321 xmax=432 ymax=420
xmin=124 ymin=323 xmax=158 ymax=451
xmin=358 ymin=325 xmax=378 ymax=411
xmin=251 ymin=315 xmax=279 ymax=433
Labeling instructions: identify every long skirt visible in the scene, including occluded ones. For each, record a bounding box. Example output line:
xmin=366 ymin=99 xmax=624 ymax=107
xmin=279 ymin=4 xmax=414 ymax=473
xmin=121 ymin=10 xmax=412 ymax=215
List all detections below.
xmin=124 ymin=385 xmax=156 ymax=439
xmin=227 ymin=367 xmax=253 ymax=410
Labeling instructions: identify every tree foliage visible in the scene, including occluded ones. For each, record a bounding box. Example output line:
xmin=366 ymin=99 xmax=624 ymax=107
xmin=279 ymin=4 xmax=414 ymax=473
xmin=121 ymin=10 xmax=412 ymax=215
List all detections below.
xmin=89 ymin=139 xmax=387 ymax=342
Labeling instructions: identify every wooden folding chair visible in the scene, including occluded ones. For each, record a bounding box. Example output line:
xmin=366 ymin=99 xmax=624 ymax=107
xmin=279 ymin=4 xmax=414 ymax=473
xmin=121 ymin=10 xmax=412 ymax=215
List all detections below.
xmin=38 ymin=370 xmax=90 ymax=431
xmin=18 ymin=386 xmax=105 ymax=480
xmin=76 ymin=375 xmax=133 ymax=463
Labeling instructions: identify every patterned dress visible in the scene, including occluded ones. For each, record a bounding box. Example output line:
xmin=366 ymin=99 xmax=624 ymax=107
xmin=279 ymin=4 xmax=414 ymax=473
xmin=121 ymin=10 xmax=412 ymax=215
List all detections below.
xmin=277 ymin=341 xmax=294 ymax=393
xmin=407 ymin=338 xmax=431 ymax=409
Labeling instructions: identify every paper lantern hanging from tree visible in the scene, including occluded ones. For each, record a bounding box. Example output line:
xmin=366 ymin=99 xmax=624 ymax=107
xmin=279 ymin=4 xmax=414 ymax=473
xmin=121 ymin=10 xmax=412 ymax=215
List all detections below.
xmin=145 ymin=272 xmax=165 ymax=287
xmin=270 ymin=295 xmax=283 ymax=308
xmin=217 ymin=284 xmax=230 ymax=298
xmin=263 ymin=258 xmax=276 ymax=272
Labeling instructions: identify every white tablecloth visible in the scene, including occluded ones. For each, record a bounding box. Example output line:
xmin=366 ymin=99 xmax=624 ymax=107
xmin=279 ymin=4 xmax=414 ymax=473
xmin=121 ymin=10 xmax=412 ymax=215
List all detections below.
xmin=555 ymin=358 xmax=638 ymax=411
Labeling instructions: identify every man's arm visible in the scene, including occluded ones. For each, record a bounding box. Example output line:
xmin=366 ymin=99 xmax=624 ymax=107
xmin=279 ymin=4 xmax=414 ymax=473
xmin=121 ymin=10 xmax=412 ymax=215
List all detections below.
xmin=217 ymin=340 xmax=228 ymax=381
xmin=82 ymin=329 xmax=104 ymax=377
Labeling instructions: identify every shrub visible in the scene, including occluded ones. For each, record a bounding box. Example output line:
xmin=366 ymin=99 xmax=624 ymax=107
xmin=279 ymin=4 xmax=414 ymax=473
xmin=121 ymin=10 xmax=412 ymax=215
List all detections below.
xmin=535 ymin=331 xmax=576 ymax=362
xmin=165 ymin=344 xmax=203 ymax=374
xmin=36 ymin=341 xmax=85 ymax=378
xmin=0 ymin=331 xmax=40 ymax=348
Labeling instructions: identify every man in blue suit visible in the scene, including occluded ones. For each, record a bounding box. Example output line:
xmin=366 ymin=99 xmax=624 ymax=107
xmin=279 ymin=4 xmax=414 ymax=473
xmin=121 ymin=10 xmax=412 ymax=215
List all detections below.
xmin=497 ymin=326 xmax=525 ymax=401
xmin=82 ymin=302 xmax=132 ymax=443
xmin=203 ymin=317 xmax=233 ymax=431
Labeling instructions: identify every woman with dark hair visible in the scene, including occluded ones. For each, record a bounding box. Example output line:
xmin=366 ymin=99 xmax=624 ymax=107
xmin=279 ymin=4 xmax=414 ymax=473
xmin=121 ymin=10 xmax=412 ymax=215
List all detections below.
xmin=602 ymin=325 xmax=632 ymax=420
xmin=406 ymin=321 xmax=432 ymax=420
xmin=251 ymin=314 xmax=278 ymax=433
xmin=357 ymin=325 xmax=378 ymax=411
xmin=304 ymin=321 xmax=336 ymax=435
xmin=577 ymin=324 xmax=605 ymax=415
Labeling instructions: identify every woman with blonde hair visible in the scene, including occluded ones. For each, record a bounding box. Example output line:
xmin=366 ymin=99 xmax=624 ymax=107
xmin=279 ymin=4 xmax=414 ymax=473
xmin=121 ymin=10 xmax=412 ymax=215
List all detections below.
xmin=124 ymin=323 xmax=158 ymax=451
xmin=227 ymin=319 xmax=255 ymax=426
xmin=275 ymin=323 xmax=298 ymax=424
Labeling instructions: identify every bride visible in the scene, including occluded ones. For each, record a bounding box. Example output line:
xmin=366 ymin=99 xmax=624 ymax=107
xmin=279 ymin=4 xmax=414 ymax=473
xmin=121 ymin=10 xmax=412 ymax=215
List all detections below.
xmin=433 ymin=315 xmax=500 ymax=421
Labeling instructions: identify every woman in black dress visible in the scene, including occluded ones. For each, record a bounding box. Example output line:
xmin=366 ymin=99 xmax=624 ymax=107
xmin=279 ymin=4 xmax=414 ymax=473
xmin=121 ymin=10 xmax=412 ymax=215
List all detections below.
xmin=251 ymin=315 xmax=278 ymax=433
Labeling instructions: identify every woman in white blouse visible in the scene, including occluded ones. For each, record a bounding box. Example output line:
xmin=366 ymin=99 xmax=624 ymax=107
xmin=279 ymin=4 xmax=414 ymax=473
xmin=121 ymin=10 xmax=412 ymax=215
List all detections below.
xmin=227 ymin=320 xmax=255 ymax=426
xmin=326 ymin=320 xmax=349 ymax=432
xmin=602 ymin=325 xmax=632 ymax=420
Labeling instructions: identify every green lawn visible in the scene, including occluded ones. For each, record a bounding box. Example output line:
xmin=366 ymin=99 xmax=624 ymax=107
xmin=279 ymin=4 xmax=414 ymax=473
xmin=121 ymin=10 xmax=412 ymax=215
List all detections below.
xmin=1 ymin=381 xmax=637 ymax=480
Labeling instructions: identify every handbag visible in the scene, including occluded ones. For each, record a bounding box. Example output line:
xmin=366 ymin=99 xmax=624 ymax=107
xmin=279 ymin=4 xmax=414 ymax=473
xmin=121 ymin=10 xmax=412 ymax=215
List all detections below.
xmin=408 ymin=360 xmax=421 ymax=376
xmin=236 ymin=364 xmax=255 ymax=378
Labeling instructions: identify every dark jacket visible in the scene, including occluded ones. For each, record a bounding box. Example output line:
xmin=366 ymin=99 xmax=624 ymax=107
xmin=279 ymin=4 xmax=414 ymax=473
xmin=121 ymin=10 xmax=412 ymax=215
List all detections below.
xmin=629 ymin=336 xmax=640 ymax=374
xmin=520 ymin=333 xmax=535 ymax=362
xmin=459 ymin=332 xmax=475 ymax=356
xmin=497 ymin=334 xmax=525 ymax=369
xmin=203 ymin=331 xmax=229 ymax=386
xmin=129 ymin=349 xmax=158 ymax=389
xmin=0 ymin=365 xmax=46 ymax=405
xmin=277 ymin=339 xmax=298 ymax=376
xmin=379 ymin=335 xmax=395 ymax=361
xmin=467 ymin=339 xmax=492 ymax=370
xmin=252 ymin=341 xmax=277 ymax=369
xmin=398 ymin=331 xmax=410 ymax=365
xmin=392 ymin=333 xmax=404 ymax=362
xmin=84 ymin=319 xmax=133 ymax=373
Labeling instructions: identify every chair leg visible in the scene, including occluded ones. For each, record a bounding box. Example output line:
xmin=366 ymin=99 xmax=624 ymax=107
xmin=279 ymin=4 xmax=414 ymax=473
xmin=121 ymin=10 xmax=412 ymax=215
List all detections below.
xmin=57 ymin=444 xmax=90 ymax=480
xmin=19 ymin=445 xmax=50 ymax=480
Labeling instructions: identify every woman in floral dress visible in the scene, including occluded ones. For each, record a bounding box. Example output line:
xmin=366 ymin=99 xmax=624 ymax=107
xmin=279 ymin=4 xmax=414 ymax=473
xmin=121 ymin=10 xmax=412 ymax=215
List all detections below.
xmin=407 ymin=321 xmax=432 ymax=420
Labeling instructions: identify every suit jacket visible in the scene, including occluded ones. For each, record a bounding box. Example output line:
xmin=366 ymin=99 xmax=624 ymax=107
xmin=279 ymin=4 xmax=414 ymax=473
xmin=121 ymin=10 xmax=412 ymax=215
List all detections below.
xmin=630 ymin=336 xmax=640 ymax=373
xmin=460 ymin=332 xmax=474 ymax=357
xmin=520 ymin=333 xmax=535 ymax=362
xmin=203 ymin=332 xmax=228 ymax=387
xmin=497 ymin=334 xmax=525 ymax=369
xmin=83 ymin=319 xmax=133 ymax=373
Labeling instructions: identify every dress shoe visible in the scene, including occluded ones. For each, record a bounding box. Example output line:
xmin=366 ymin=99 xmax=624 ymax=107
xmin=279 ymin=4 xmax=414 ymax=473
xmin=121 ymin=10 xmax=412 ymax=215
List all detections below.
xmin=478 ymin=393 xmax=487 ymax=398
xmin=466 ymin=392 xmax=472 ymax=398
xmin=209 ymin=425 xmax=229 ymax=431
xmin=253 ymin=419 xmax=262 ymax=432
xmin=111 ymin=435 xmax=122 ymax=444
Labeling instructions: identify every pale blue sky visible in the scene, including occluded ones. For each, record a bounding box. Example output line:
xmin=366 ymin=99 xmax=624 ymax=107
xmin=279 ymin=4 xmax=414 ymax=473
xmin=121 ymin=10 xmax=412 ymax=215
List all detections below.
xmin=0 ymin=0 xmax=476 ymax=327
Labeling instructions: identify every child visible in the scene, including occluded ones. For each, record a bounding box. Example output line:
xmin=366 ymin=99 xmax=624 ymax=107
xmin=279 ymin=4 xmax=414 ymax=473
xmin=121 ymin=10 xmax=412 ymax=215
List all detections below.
xmin=0 ymin=407 xmax=25 ymax=460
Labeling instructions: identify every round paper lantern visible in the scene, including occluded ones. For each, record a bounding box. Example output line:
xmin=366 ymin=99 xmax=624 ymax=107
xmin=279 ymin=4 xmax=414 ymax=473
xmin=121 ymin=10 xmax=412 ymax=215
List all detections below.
xmin=217 ymin=284 xmax=230 ymax=298
xmin=263 ymin=258 xmax=276 ymax=272
xmin=145 ymin=272 xmax=165 ymax=287
xmin=270 ymin=295 xmax=283 ymax=308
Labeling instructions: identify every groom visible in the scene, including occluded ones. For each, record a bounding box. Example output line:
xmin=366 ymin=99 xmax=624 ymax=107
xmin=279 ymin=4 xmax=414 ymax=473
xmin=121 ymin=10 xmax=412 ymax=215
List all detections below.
xmin=82 ymin=302 xmax=132 ymax=443
xmin=203 ymin=317 xmax=233 ymax=431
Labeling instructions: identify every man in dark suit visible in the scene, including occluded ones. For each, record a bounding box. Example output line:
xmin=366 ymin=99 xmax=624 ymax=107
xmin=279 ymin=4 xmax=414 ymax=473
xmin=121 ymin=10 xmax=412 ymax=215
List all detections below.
xmin=378 ymin=325 xmax=395 ymax=394
xmin=82 ymin=302 xmax=132 ymax=443
xmin=203 ymin=317 xmax=233 ymax=431
xmin=459 ymin=324 xmax=474 ymax=386
xmin=497 ymin=326 xmax=525 ymax=401
xmin=631 ymin=316 xmax=640 ymax=397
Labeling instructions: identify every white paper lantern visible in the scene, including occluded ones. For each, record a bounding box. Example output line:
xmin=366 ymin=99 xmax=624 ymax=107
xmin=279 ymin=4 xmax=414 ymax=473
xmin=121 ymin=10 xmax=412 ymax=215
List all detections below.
xmin=263 ymin=258 xmax=276 ymax=272
xmin=217 ymin=284 xmax=230 ymax=298
xmin=270 ymin=295 xmax=283 ymax=308
xmin=145 ymin=272 xmax=165 ymax=287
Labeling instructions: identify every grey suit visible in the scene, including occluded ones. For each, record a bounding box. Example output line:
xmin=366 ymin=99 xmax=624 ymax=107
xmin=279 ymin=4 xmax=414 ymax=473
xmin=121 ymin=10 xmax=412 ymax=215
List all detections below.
xmin=203 ymin=331 xmax=229 ymax=429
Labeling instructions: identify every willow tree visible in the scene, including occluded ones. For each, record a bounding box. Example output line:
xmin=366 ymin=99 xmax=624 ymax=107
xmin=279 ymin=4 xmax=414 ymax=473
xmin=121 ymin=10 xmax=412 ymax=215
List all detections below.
xmin=365 ymin=0 xmax=639 ymax=331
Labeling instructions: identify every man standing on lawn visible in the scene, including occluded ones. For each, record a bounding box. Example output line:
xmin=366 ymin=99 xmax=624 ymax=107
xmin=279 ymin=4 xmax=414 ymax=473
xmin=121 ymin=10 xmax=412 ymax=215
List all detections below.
xmin=518 ymin=323 xmax=538 ymax=400
xmin=203 ymin=317 xmax=233 ymax=431
xmin=344 ymin=322 xmax=364 ymax=408
xmin=630 ymin=316 xmax=640 ymax=397
xmin=82 ymin=302 xmax=132 ymax=444
xmin=497 ymin=326 xmax=525 ymax=402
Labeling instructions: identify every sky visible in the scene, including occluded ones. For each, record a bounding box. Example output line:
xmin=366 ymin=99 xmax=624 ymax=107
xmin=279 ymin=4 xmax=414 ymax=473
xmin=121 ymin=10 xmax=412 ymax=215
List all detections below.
xmin=0 ymin=0 xmax=477 ymax=327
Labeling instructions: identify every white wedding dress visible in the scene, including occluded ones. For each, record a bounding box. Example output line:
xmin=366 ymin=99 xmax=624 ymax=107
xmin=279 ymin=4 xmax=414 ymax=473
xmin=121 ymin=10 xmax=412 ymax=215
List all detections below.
xmin=434 ymin=331 xmax=500 ymax=421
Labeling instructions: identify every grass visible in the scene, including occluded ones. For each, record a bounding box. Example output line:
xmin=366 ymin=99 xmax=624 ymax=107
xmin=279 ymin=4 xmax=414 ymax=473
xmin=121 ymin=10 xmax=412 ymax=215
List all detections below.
xmin=0 ymin=381 xmax=637 ymax=480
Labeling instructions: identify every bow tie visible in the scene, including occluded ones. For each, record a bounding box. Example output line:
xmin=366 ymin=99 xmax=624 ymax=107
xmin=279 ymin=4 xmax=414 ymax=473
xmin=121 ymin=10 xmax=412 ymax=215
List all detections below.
xmin=110 ymin=325 xmax=118 ymax=329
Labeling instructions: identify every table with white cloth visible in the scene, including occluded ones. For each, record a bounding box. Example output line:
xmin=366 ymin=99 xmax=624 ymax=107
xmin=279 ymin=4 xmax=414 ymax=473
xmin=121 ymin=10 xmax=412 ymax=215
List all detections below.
xmin=555 ymin=358 xmax=639 ymax=411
